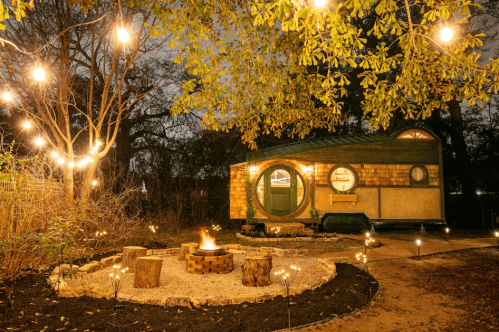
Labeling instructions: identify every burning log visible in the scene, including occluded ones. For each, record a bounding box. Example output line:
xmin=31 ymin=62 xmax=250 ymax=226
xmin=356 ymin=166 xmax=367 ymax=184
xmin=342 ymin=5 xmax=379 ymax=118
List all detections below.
xmin=178 ymin=243 xmax=199 ymax=261
xmin=133 ymin=256 xmax=163 ymax=288
xmin=122 ymin=246 xmax=147 ymax=272
xmin=242 ymin=255 xmax=273 ymax=287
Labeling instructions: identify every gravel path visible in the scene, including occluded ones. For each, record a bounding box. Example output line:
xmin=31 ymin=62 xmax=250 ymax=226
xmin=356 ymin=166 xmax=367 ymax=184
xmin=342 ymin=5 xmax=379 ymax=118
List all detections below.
xmin=67 ymin=253 xmax=329 ymax=301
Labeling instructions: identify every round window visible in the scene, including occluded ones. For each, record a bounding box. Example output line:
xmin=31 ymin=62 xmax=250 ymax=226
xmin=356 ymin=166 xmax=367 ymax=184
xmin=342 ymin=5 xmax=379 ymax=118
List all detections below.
xmin=328 ymin=165 xmax=358 ymax=193
xmin=410 ymin=165 xmax=428 ymax=184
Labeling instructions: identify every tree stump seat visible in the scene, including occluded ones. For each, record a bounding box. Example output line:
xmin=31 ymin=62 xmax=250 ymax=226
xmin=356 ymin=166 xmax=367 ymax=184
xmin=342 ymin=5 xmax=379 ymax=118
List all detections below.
xmin=242 ymin=255 xmax=273 ymax=287
xmin=178 ymin=243 xmax=199 ymax=261
xmin=133 ymin=256 xmax=163 ymax=288
xmin=122 ymin=246 xmax=147 ymax=273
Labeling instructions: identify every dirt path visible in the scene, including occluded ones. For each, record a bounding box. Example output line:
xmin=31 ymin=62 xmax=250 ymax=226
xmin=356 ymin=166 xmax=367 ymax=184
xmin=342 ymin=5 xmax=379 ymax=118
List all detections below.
xmin=298 ymin=258 xmax=466 ymax=332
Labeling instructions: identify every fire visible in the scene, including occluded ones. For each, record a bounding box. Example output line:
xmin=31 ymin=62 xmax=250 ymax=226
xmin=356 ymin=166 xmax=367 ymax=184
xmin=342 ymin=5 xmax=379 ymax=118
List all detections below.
xmin=198 ymin=227 xmax=220 ymax=250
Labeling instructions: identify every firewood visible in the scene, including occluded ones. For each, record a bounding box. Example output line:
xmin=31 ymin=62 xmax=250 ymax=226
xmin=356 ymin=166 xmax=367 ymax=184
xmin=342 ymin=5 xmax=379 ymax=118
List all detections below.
xmin=122 ymin=246 xmax=147 ymax=272
xmin=133 ymin=256 xmax=163 ymax=288
xmin=242 ymin=255 xmax=273 ymax=287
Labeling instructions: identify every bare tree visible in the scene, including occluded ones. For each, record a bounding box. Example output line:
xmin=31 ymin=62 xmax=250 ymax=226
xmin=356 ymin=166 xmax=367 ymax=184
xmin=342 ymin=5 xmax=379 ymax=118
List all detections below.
xmin=0 ymin=0 xmax=183 ymax=207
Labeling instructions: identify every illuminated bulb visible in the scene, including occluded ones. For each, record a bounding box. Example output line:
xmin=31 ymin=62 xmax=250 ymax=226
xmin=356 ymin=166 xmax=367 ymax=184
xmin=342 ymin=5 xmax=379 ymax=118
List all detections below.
xmin=117 ymin=28 xmax=129 ymax=43
xmin=77 ymin=161 xmax=84 ymax=168
xmin=68 ymin=161 xmax=75 ymax=168
xmin=495 ymin=231 xmax=499 ymax=237
xmin=315 ymin=0 xmax=327 ymax=7
xmin=92 ymin=180 xmax=98 ymax=186
xmin=57 ymin=157 xmax=66 ymax=165
xmin=50 ymin=151 xmax=59 ymax=159
xmin=34 ymin=137 xmax=45 ymax=146
xmin=366 ymin=232 xmax=370 ymax=238
xmin=96 ymin=140 xmax=102 ymax=147
xmin=23 ymin=121 xmax=32 ymax=130
xmin=110 ymin=273 xmax=113 ymax=277
xmin=85 ymin=156 xmax=93 ymax=163
xmin=103 ymin=231 xmax=107 ymax=235
xmin=1 ymin=91 xmax=13 ymax=102
xmin=33 ymin=67 xmax=46 ymax=81
xmin=416 ymin=239 xmax=421 ymax=246
xmin=440 ymin=27 xmax=452 ymax=42
xmin=125 ymin=267 xmax=129 ymax=271
xmin=445 ymin=227 xmax=449 ymax=234
xmin=121 ymin=270 xmax=125 ymax=273
xmin=116 ymin=275 xmax=119 ymax=279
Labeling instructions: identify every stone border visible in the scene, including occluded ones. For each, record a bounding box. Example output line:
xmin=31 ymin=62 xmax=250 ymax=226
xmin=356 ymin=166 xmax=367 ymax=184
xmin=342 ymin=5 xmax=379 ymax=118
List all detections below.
xmin=48 ymin=246 xmax=337 ymax=307
xmin=236 ymin=232 xmax=342 ymax=242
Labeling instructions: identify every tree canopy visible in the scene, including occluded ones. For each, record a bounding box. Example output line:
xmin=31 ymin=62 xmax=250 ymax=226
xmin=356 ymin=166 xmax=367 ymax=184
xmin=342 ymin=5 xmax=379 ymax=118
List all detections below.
xmin=144 ymin=0 xmax=499 ymax=148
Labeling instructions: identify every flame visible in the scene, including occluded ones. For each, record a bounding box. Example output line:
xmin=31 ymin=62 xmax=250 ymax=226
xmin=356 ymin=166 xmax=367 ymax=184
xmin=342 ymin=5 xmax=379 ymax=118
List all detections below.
xmin=198 ymin=227 xmax=220 ymax=250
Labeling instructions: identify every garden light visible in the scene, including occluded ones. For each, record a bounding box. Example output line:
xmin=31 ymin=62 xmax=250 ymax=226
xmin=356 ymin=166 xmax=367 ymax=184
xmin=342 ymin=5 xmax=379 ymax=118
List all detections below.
xmin=34 ymin=137 xmax=45 ymax=146
xmin=2 ymin=91 xmax=13 ymax=102
xmin=445 ymin=227 xmax=450 ymax=239
xmin=33 ymin=67 xmax=46 ymax=81
xmin=495 ymin=231 xmax=499 ymax=246
xmin=416 ymin=239 xmax=421 ymax=256
xmin=366 ymin=232 xmax=370 ymax=238
xmin=440 ymin=27 xmax=452 ymax=42
xmin=117 ymin=28 xmax=129 ymax=43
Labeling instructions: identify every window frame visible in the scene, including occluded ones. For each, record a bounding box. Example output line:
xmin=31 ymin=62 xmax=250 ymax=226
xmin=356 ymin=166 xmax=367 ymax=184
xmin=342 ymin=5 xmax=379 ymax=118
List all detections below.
xmin=328 ymin=164 xmax=359 ymax=193
xmin=409 ymin=164 xmax=429 ymax=185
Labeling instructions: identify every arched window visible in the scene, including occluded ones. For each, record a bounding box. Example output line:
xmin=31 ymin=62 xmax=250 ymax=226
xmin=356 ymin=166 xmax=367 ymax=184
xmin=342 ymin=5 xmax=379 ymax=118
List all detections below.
xmin=397 ymin=129 xmax=433 ymax=140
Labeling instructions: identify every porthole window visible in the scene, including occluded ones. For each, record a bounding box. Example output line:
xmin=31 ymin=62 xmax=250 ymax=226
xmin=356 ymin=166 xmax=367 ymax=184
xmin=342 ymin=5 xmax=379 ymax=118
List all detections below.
xmin=328 ymin=165 xmax=358 ymax=193
xmin=410 ymin=165 xmax=429 ymax=185
xmin=255 ymin=165 xmax=306 ymax=216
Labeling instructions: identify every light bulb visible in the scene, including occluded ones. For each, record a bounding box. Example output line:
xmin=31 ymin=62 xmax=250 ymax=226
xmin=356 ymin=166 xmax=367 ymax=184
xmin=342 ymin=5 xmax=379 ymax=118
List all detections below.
xmin=86 ymin=156 xmax=93 ymax=163
xmin=315 ymin=0 xmax=327 ymax=7
xmin=416 ymin=239 xmax=421 ymax=246
xmin=92 ymin=180 xmax=98 ymax=186
xmin=33 ymin=68 xmax=46 ymax=81
xmin=1 ymin=91 xmax=13 ymax=102
xmin=96 ymin=140 xmax=102 ymax=147
xmin=68 ymin=161 xmax=75 ymax=168
xmin=22 ymin=121 xmax=32 ymax=130
xmin=440 ymin=27 xmax=452 ymax=42
xmin=34 ymin=137 xmax=45 ymax=146
xmin=57 ymin=157 xmax=66 ymax=165
xmin=50 ymin=151 xmax=59 ymax=159
xmin=117 ymin=28 xmax=129 ymax=43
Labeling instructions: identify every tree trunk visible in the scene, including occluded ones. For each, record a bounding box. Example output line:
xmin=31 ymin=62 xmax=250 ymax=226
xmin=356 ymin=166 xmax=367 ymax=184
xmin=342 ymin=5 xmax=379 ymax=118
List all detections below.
xmin=178 ymin=243 xmax=199 ymax=261
xmin=133 ymin=256 xmax=163 ymax=288
xmin=80 ymin=160 xmax=98 ymax=209
xmin=242 ymin=255 xmax=273 ymax=287
xmin=122 ymin=246 xmax=147 ymax=273
xmin=447 ymin=100 xmax=478 ymax=226
xmin=63 ymin=166 xmax=74 ymax=207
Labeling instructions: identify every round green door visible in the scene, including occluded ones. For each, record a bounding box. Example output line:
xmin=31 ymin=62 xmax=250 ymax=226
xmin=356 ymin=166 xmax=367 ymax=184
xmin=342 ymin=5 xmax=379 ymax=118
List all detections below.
xmin=256 ymin=166 xmax=305 ymax=216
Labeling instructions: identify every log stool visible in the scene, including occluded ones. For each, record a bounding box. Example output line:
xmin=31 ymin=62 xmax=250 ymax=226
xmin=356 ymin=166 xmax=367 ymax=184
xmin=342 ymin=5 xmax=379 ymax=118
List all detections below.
xmin=178 ymin=243 xmax=199 ymax=261
xmin=242 ymin=255 xmax=273 ymax=287
xmin=122 ymin=246 xmax=147 ymax=273
xmin=133 ymin=256 xmax=163 ymax=288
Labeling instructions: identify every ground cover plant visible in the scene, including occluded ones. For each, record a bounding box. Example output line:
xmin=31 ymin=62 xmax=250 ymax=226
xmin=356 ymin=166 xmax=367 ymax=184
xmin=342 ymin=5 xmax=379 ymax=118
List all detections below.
xmin=0 ymin=263 xmax=377 ymax=331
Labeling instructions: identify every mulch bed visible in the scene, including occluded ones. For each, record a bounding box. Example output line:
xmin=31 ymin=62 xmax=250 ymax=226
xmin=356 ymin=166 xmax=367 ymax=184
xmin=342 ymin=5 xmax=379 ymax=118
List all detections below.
xmin=0 ymin=264 xmax=377 ymax=332
xmin=412 ymin=248 xmax=499 ymax=332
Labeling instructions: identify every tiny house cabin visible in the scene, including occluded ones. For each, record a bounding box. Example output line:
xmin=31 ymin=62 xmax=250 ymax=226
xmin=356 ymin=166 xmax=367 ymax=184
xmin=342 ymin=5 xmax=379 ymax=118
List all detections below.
xmin=230 ymin=128 xmax=445 ymax=232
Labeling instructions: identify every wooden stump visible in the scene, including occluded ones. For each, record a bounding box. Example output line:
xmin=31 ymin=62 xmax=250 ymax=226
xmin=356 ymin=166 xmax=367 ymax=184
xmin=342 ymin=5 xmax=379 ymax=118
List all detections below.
xmin=122 ymin=246 xmax=147 ymax=273
xmin=178 ymin=243 xmax=199 ymax=261
xmin=242 ymin=255 xmax=273 ymax=287
xmin=133 ymin=256 xmax=163 ymax=288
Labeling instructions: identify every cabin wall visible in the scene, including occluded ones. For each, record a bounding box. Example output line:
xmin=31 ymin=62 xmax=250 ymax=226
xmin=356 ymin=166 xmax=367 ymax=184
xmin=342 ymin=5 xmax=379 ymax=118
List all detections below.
xmin=229 ymin=164 xmax=247 ymax=220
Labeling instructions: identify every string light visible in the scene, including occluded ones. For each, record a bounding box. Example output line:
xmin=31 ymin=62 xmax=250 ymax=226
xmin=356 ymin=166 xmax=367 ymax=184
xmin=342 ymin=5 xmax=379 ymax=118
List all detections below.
xmin=34 ymin=137 xmax=45 ymax=146
xmin=50 ymin=151 xmax=59 ymax=159
xmin=315 ymin=0 xmax=327 ymax=7
xmin=33 ymin=67 xmax=46 ymax=81
xmin=92 ymin=180 xmax=98 ymax=186
xmin=117 ymin=28 xmax=129 ymax=43
xmin=68 ymin=161 xmax=75 ymax=168
xmin=149 ymin=225 xmax=159 ymax=233
xmin=22 ymin=121 xmax=32 ymax=130
xmin=57 ymin=157 xmax=66 ymax=165
xmin=1 ymin=91 xmax=13 ymax=102
xmin=440 ymin=27 xmax=452 ymax=42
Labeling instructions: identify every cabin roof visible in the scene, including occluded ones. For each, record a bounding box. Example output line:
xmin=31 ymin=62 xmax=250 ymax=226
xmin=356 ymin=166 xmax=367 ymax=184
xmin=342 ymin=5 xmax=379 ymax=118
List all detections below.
xmin=246 ymin=127 xmax=438 ymax=163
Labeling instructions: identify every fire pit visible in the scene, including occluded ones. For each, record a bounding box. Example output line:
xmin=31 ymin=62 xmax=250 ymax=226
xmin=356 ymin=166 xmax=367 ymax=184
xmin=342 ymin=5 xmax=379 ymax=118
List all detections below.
xmin=186 ymin=228 xmax=233 ymax=275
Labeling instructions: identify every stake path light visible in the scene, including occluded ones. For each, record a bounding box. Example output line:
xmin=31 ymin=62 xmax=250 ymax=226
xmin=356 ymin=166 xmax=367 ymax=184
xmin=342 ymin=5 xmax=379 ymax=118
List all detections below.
xmin=495 ymin=231 xmax=499 ymax=246
xmin=416 ymin=239 xmax=422 ymax=256
xmin=440 ymin=28 xmax=453 ymax=42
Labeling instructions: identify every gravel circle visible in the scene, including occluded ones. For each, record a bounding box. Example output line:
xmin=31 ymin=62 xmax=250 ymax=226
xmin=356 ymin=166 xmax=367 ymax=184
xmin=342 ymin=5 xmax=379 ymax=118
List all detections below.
xmin=66 ymin=253 xmax=330 ymax=302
